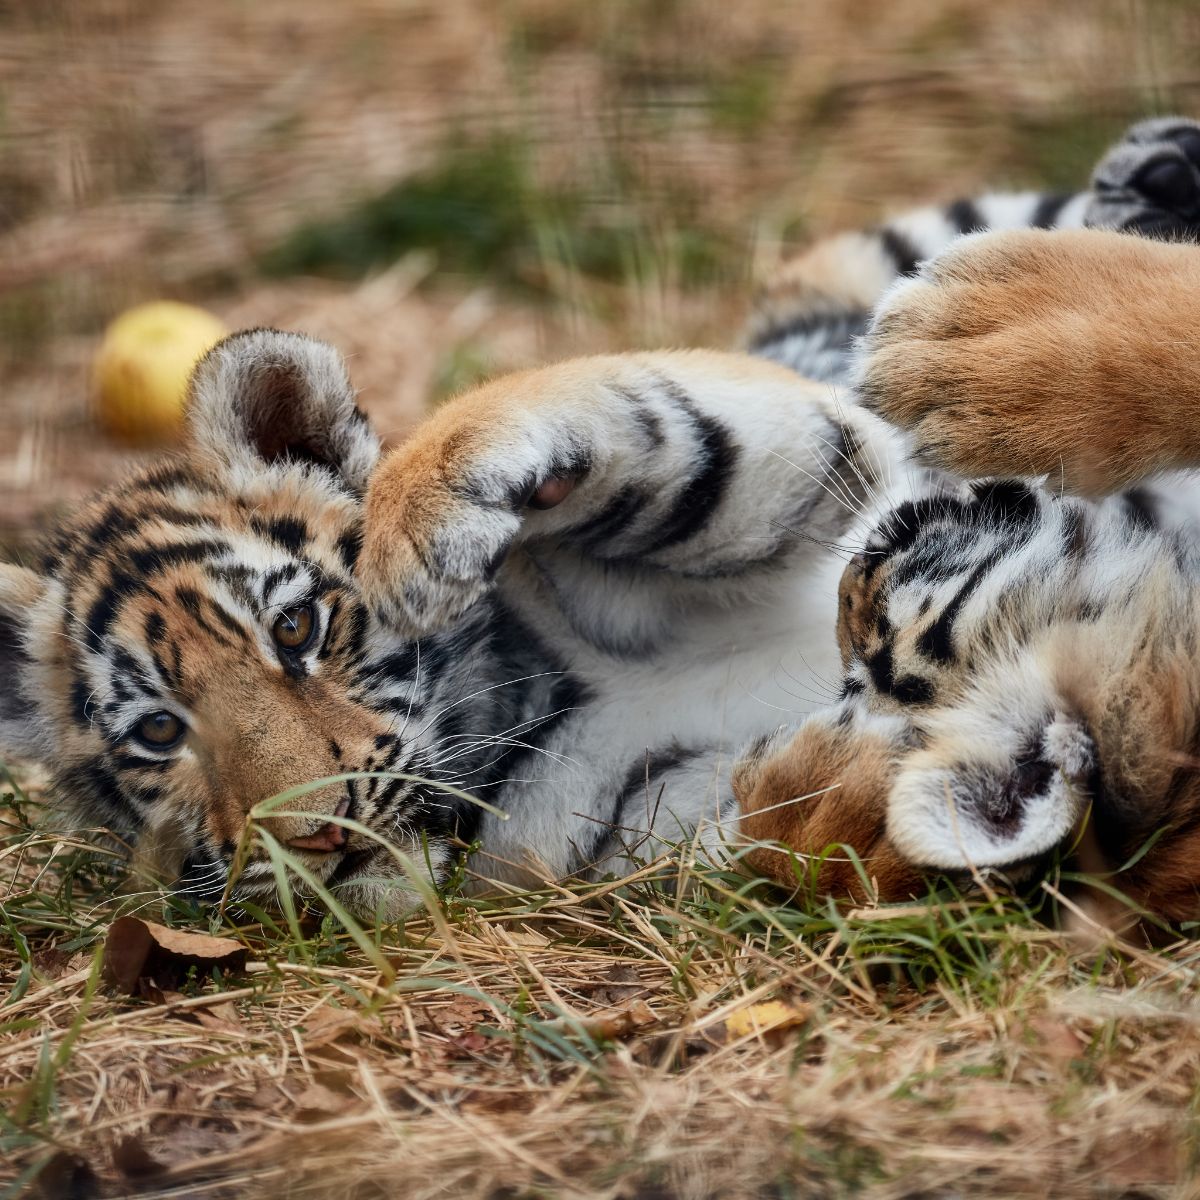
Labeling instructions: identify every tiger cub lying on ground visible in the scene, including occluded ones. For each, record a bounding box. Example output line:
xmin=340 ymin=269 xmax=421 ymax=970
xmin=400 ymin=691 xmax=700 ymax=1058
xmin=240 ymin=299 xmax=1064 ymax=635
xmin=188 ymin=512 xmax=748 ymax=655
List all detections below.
xmin=4 ymin=117 xmax=1200 ymax=922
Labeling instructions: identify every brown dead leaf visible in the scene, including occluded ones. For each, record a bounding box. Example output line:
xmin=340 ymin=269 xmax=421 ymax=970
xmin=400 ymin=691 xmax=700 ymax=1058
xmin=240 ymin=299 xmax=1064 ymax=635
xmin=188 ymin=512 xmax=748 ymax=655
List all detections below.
xmin=302 ymin=1007 xmax=367 ymax=1048
xmin=427 ymin=994 xmax=495 ymax=1032
xmin=35 ymin=1151 xmax=99 ymax=1200
xmin=31 ymin=945 xmax=73 ymax=980
xmin=588 ymin=963 xmax=646 ymax=1007
xmin=448 ymin=1030 xmax=492 ymax=1055
xmin=635 ymin=1023 xmax=726 ymax=1067
xmin=192 ymin=999 xmax=245 ymax=1033
xmin=1094 ymin=1126 xmax=1183 ymax=1188
xmin=102 ymin=916 xmax=247 ymax=994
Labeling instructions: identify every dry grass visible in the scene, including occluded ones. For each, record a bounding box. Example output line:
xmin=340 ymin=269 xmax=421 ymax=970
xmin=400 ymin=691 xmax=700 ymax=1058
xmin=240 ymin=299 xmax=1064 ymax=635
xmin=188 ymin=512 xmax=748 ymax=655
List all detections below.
xmin=6 ymin=1 xmax=1200 ymax=1196
xmin=4 ymin=777 xmax=1200 ymax=1199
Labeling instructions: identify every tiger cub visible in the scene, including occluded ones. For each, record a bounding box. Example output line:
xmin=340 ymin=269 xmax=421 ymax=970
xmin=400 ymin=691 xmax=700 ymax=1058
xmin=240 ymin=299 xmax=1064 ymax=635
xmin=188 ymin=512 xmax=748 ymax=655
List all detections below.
xmin=2 ymin=117 xmax=1198 ymax=921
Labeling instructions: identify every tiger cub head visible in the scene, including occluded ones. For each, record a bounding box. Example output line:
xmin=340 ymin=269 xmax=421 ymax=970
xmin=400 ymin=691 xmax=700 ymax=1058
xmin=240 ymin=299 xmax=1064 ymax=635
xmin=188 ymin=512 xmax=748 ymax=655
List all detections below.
xmin=0 ymin=330 xmax=474 ymax=918
xmin=828 ymin=478 xmax=1200 ymax=925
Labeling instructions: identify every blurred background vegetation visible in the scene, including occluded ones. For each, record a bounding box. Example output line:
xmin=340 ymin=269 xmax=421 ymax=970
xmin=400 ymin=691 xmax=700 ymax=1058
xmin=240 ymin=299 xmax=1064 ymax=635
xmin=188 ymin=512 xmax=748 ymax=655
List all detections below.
xmin=2 ymin=0 xmax=1198 ymax=542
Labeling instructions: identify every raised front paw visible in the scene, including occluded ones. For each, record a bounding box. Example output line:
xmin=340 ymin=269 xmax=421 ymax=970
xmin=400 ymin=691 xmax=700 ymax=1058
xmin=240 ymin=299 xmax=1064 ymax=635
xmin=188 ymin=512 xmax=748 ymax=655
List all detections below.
xmin=855 ymin=226 xmax=1200 ymax=494
xmin=357 ymin=384 xmax=587 ymax=637
xmin=1085 ymin=116 xmax=1200 ymax=240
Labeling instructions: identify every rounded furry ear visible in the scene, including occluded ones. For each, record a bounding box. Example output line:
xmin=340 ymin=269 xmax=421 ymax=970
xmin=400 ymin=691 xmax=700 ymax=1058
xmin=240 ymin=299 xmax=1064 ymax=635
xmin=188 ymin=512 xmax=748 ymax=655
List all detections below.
xmin=187 ymin=329 xmax=381 ymax=492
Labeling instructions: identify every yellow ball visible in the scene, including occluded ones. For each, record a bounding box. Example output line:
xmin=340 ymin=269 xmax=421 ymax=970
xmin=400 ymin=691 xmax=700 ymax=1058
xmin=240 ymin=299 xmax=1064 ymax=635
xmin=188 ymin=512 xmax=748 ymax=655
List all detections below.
xmin=94 ymin=301 xmax=226 ymax=445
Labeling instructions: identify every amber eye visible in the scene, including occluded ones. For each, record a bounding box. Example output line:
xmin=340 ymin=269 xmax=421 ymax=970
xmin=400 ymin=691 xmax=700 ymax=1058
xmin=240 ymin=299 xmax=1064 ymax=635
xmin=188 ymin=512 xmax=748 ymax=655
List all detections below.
xmin=136 ymin=711 xmax=184 ymax=749
xmin=272 ymin=603 xmax=316 ymax=652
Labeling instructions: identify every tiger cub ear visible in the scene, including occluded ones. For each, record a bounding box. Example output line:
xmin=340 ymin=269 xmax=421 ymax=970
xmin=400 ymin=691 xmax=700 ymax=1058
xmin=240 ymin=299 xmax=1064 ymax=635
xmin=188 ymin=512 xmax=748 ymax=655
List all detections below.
xmin=186 ymin=328 xmax=381 ymax=493
xmin=0 ymin=562 xmax=53 ymax=760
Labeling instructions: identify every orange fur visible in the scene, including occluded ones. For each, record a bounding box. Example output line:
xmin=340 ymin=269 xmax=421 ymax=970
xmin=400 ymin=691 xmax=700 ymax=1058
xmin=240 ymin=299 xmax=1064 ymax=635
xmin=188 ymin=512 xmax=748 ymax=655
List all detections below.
xmin=734 ymin=721 xmax=925 ymax=904
xmin=859 ymin=229 xmax=1200 ymax=495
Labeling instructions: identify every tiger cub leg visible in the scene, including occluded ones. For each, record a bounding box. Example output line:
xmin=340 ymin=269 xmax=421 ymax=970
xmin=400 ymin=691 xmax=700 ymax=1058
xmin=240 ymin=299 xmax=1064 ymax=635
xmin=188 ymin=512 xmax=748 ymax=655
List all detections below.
xmin=748 ymin=115 xmax=1200 ymax=400
xmin=857 ymin=228 xmax=1200 ymax=496
xmin=358 ymin=350 xmax=868 ymax=638
xmin=857 ymin=118 xmax=1200 ymax=495
xmin=732 ymin=705 xmax=926 ymax=904
xmin=746 ymin=169 xmax=1095 ymax=383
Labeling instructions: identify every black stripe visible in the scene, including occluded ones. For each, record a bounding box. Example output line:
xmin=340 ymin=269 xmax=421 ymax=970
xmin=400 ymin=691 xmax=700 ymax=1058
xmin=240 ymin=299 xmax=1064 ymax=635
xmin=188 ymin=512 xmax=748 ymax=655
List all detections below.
xmin=635 ymin=382 xmax=739 ymax=557
xmin=865 ymin=641 xmax=895 ymax=695
xmin=879 ymin=228 xmax=922 ymax=277
xmin=890 ymin=674 xmax=935 ymax=705
xmin=84 ymin=570 xmax=151 ymax=651
xmin=70 ymin=677 xmax=96 ymax=729
xmin=207 ymin=563 xmax=257 ymax=608
xmin=175 ymin=587 xmax=250 ymax=648
xmin=55 ymin=500 xmax=212 ymax=575
xmin=55 ymin=761 xmax=141 ymax=833
xmin=112 ymin=753 xmax=172 ymax=774
xmin=609 ymin=384 xmax=667 ymax=449
xmin=946 ymin=197 xmax=985 ymax=234
xmin=127 ymin=539 xmax=226 ymax=576
xmin=326 ymin=598 xmax=368 ymax=663
xmin=260 ymin=563 xmax=300 ymax=603
xmin=250 ymin=515 xmax=310 ymax=554
xmin=336 ymin=527 xmax=363 ymax=573
xmin=130 ymin=464 xmax=207 ymax=495
xmin=969 ymin=480 xmax=1040 ymax=528
xmin=588 ymin=742 xmax=703 ymax=865
xmin=875 ymin=496 xmax=973 ymax=560
xmin=1061 ymin=506 xmax=1087 ymax=559
xmin=0 ymin=607 xmax=34 ymax=728
xmin=747 ymin=309 xmax=870 ymax=355
xmin=568 ymin=485 xmax=649 ymax=550
xmin=632 ymin=406 xmax=665 ymax=448
xmin=1122 ymin=487 xmax=1159 ymax=532
xmin=915 ymin=553 xmax=1001 ymax=665
xmin=110 ymin=646 xmax=156 ymax=696
xmin=1031 ymin=192 xmax=1072 ymax=229
xmin=148 ymin=639 xmax=183 ymax=691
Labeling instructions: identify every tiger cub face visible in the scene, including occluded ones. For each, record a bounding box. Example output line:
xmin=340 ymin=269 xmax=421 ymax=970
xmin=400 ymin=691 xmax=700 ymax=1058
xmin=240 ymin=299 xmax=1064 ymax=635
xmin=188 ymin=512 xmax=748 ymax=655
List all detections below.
xmin=829 ymin=478 xmax=1200 ymax=922
xmin=0 ymin=331 xmax=471 ymax=917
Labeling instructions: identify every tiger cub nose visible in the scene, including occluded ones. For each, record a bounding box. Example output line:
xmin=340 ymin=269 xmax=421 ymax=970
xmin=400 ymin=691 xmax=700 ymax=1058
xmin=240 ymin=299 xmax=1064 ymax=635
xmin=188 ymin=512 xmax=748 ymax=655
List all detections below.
xmin=285 ymin=798 xmax=350 ymax=853
xmin=285 ymin=822 xmax=348 ymax=853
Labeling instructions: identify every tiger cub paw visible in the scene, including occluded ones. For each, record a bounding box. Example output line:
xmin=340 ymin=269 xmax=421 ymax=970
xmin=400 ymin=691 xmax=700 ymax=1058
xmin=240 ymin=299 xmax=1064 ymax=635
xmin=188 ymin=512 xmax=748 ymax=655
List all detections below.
xmin=358 ymin=414 xmax=581 ymax=638
xmin=733 ymin=705 xmax=923 ymax=901
xmin=1085 ymin=116 xmax=1200 ymax=240
xmin=855 ymin=226 xmax=1200 ymax=494
xmin=358 ymin=469 xmax=522 ymax=638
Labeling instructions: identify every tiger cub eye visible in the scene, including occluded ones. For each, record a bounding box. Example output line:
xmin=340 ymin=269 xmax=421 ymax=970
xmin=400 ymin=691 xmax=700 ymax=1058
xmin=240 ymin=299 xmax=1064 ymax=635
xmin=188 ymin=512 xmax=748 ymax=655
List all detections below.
xmin=138 ymin=711 xmax=184 ymax=748
xmin=273 ymin=603 xmax=315 ymax=652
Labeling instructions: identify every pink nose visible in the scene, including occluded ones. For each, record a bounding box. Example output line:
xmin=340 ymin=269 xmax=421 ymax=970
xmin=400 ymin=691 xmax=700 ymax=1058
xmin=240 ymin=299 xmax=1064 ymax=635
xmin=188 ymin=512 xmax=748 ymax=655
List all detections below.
xmin=286 ymin=821 xmax=347 ymax=853
xmin=285 ymin=798 xmax=350 ymax=853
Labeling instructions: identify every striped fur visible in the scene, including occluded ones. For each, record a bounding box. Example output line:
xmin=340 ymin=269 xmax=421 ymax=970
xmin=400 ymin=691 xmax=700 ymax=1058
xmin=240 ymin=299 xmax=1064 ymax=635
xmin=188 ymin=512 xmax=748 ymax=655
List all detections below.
xmin=4 ymin=117 xmax=1200 ymax=922
xmin=738 ymin=117 xmax=1200 ymax=922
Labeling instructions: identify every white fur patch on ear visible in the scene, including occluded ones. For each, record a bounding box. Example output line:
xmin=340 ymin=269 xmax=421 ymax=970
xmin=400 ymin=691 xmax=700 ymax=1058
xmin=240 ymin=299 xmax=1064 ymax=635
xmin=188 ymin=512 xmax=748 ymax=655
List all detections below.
xmin=0 ymin=562 xmax=54 ymax=760
xmin=886 ymin=656 xmax=1092 ymax=870
xmin=187 ymin=328 xmax=381 ymax=492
